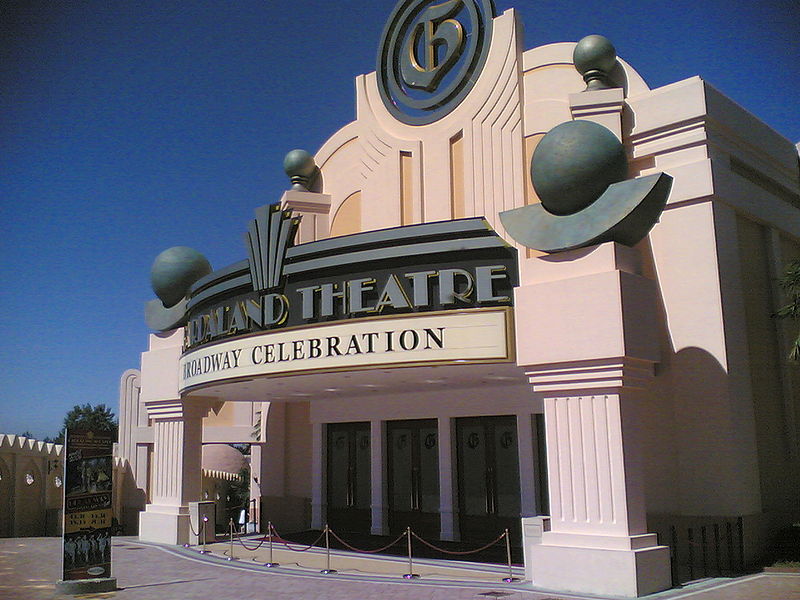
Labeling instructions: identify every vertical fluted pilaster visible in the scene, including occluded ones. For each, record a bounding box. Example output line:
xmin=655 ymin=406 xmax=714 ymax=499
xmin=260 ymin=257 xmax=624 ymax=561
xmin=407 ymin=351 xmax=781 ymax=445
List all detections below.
xmin=143 ymin=399 xmax=212 ymax=509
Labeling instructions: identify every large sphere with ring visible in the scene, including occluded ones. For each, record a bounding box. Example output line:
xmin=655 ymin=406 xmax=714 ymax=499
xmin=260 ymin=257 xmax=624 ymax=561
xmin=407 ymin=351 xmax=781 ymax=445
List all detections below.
xmin=531 ymin=120 xmax=628 ymax=215
xmin=150 ymin=246 xmax=212 ymax=308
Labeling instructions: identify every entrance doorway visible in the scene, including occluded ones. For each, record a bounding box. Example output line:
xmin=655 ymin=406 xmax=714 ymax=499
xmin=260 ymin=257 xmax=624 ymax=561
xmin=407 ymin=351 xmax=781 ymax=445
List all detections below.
xmin=326 ymin=422 xmax=370 ymax=534
xmin=387 ymin=419 xmax=440 ymax=538
xmin=456 ymin=416 xmax=521 ymax=544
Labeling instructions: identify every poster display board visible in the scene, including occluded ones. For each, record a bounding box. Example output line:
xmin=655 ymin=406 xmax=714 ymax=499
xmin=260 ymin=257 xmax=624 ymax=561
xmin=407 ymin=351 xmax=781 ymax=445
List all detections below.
xmin=62 ymin=429 xmax=113 ymax=581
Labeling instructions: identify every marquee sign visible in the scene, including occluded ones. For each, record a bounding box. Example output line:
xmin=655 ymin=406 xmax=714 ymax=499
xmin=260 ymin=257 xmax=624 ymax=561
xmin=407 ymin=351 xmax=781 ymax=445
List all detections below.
xmin=377 ymin=0 xmax=496 ymax=124
xmin=166 ymin=212 xmax=517 ymax=352
xmin=180 ymin=308 xmax=512 ymax=391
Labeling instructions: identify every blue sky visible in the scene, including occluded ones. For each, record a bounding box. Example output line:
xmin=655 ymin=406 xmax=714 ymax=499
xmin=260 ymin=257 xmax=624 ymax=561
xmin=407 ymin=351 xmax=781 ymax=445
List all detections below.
xmin=1 ymin=0 xmax=798 ymax=439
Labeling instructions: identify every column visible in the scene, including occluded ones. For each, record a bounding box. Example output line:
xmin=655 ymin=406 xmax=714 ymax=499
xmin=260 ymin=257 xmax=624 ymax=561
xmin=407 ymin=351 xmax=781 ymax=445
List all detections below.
xmin=515 ymin=242 xmax=671 ymax=598
xmin=526 ymin=362 xmax=660 ymax=539
xmin=370 ymin=420 xmax=388 ymax=535
xmin=249 ymin=443 xmax=266 ymax=531
xmin=252 ymin=401 xmax=286 ymax=530
xmin=515 ymin=413 xmax=537 ymax=517
xmin=438 ymin=417 xmax=459 ymax=541
xmin=138 ymin=399 xmax=214 ymax=545
xmin=310 ymin=422 xmax=325 ymax=529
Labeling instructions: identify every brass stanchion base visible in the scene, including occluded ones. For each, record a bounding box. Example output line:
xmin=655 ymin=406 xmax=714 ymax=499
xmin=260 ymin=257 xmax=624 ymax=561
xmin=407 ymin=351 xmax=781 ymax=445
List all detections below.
xmin=502 ymin=576 xmax=520 ymax=583
xmin=198 ymin=549 xmax=211 ymax=554
xmin=320 ymin=569 xmax=338 ymax=574
xmin=264 ymin=562 xmax=280 ymax=568
xmin=226 ymin=556 xmax=239 ymax=561
xmin=402 ymin=573 xmax=420 ymax=579
xmin=182 ymin=543 xmax=191 ymax=548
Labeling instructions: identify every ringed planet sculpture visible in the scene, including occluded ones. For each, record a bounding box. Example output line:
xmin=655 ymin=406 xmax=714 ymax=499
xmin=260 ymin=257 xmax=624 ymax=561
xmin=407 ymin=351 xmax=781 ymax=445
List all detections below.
xmin=145 ymin=246 xmax=212 ymax=331
xmin=499 ymin=119 xmax=672 ymax=253
xmin=499 ymin=34 xmax=673 ymax=253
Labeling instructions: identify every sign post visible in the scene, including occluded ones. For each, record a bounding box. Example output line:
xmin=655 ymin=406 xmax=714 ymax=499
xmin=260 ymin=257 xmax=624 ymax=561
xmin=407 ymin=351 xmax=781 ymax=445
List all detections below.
xmin=56 ymin=429 xmax=117 ymax=594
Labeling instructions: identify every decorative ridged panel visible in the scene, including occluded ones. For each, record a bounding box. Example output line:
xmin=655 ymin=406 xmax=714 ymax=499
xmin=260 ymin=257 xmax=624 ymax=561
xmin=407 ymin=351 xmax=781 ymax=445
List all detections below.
xmin=358 ymin=125 xmax=393 ymax=179
xmin=527 ymin=358 xmax=653 ymax=535
xmin=547 ymin=394 xmax=622 ymax=531
xmin=144 ymin=399 xmax=186 ymax=419
xmin=466 ymin=17 xmax=525 ymax=243
xmin=527 ymin=358 xmax=654 ymax=393
xmin=152 ymin=419 xmax=183 ymax=502
xmin=117 ymin=369 xmax=141 ymax=465
xmin=357 ymin=99 xmax=421 ymax=228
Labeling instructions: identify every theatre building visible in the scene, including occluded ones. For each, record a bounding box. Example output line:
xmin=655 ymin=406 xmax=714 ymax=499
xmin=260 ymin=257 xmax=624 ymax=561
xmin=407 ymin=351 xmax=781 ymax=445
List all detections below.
xmin=116 ymin=1 xmax=800 ymax=596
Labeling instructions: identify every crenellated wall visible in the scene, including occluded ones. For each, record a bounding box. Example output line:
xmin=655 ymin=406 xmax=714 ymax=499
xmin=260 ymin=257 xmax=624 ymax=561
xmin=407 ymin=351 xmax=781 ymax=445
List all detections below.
xmin=0 ymin=435 xmax=63 ymax=537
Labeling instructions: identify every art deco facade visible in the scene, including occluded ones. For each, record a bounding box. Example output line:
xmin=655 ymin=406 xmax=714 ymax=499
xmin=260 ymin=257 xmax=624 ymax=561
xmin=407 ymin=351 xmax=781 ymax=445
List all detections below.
xmin=115 ymin=3 xmax=799 ymax=597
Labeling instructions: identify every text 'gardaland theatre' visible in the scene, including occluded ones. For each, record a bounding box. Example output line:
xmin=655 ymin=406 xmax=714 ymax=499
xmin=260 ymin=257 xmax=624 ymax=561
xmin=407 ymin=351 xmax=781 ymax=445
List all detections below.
xmin=116 ymin=0 xmax=800 ymax=596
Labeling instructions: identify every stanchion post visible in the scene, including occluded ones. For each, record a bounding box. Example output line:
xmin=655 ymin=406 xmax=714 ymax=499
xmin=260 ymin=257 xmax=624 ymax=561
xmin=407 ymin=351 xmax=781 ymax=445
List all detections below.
xmin=184 ymin=511 xmax=196 ymax=547
xmin=321 ymin=524 xmax=337 ymax=574
xmin=403 ymin=526 xmax=420 ymax=579
xmin=199 ymin=516 xmax=211 ymax=554
xmin=264 ymin=520 xmax=279 ymax=567
xmin=502 ymin=529 xmax=519 ymax=583
xmin=226 ymin=518 xmax=238 ymax=561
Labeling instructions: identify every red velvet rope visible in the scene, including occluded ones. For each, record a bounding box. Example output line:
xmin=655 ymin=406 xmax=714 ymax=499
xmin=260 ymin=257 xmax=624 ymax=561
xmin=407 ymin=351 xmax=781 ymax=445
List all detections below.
xmin=257 ymin=522 xmax=507 ymax=558
xmin=328 ymin=529 xmax=406 ymax=554
xmin=269 ymin=525 xmax=326 ymax=553
xmin=410 ymin=530 xmax=506 ymax=555
xmin=236 ymin=535 xmax=267 ymax=551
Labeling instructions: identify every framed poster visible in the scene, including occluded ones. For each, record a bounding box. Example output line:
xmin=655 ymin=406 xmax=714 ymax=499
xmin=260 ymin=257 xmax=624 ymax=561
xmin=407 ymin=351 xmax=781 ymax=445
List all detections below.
xmin=62 ymin=429 xmax=113 ymax=580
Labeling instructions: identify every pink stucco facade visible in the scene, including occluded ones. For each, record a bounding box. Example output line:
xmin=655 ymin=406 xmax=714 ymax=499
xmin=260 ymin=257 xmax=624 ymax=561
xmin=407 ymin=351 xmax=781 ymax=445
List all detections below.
xmin=116 ymin=6 xmax=800 ymax=598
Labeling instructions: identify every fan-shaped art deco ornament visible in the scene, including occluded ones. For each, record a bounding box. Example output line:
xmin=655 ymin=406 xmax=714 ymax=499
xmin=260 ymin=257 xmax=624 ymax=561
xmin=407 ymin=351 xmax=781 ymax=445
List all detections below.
xmin=145 ymin=202 xmax=300 ymax=332
xmin=145 ymin=150 xmax=304 ymax=333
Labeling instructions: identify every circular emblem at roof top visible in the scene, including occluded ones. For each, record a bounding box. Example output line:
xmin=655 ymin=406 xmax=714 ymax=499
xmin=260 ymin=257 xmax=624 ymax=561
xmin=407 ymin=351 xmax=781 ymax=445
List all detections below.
xmin=377 ymin=0 xmax=496 ymax=125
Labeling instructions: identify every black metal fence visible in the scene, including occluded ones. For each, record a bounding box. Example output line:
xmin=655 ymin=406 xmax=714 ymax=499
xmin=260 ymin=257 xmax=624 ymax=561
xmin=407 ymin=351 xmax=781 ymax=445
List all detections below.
xmin=656 ymin=517 xmax=745 ymax=585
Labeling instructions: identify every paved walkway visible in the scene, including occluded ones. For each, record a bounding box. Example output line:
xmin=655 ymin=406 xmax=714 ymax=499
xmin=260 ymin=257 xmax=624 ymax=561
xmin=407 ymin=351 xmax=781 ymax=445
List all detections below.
xmin=1 ymin=537 xmax=799 ymax=600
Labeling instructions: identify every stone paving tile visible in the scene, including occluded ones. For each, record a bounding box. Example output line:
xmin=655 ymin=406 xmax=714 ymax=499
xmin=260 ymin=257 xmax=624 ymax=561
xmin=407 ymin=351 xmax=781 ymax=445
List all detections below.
xmin=2 ymin=537 xmax=799 ymax=600
xmin=0 ymin=537 xmax=571 ymax=600
xmin=660 ymin=573 xmax=800 ymax=600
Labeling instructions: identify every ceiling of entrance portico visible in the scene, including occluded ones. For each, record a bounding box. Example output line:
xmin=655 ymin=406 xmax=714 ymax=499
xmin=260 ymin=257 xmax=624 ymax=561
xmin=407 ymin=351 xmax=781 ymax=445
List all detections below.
xmin=184 ymin=362 xmax=530 ymax=403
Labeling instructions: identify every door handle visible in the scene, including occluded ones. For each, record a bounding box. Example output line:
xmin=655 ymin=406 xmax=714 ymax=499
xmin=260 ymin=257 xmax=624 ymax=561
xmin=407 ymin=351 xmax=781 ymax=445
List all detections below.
xmin=411 ymin=467 xmax=420 ymax=511
xmin=486 ymin=467 xmax=496 ymax=514
xmin=347 ymin=466 xmax=354 ymax=507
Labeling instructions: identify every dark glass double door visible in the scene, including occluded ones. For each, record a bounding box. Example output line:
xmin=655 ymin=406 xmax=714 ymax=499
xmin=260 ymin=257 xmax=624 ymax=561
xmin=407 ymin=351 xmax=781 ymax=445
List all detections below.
xmin=327 ymin=416 xmax=522 ymax=543
xmin=456 ymin=416 xmax=521 ymax=543
xmin=327 ymin=420 xmax=440 ymax=537
xmin=327 ymin=422 xmax=371 ymax=534
xmin=387 ymin=420 xmax=440 ymax=537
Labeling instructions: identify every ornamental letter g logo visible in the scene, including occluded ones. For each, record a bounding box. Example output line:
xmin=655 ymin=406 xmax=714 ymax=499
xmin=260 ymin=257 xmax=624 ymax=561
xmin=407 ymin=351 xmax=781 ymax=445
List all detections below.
xmin=400 ymin=0 xmax=465 ymax=92
xmin=378 ymin=0 xmax=495 ymax=124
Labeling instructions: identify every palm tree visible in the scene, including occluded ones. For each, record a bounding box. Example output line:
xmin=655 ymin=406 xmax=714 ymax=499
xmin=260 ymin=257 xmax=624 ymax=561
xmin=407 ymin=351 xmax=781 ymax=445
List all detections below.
xmin=775 ymin=259 xmax=800 ymax=361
